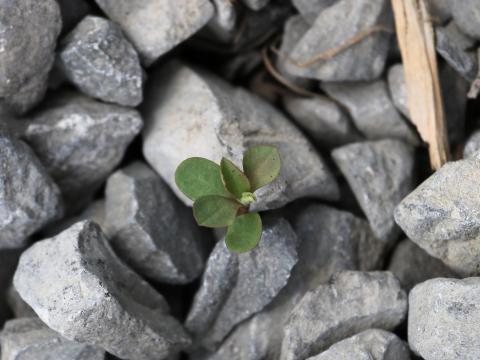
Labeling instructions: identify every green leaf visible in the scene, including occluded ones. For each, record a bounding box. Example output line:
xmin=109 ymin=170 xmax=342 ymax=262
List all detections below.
xmin=175 ymin=157 xmax=231 ymax=200
xmin=220 ymin=158 xmax=251 ymax=199
xmin=225 ymin=212 xmax=262 ymax=253
xmin=193 ymin=195 xmax=242 ymax=228
xmin=243 ymin=146 xmax=281 ymax=191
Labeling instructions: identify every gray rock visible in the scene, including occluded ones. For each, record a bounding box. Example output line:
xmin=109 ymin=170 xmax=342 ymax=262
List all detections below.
xmin=388 ymin=239 xmax=456 ymax=292
xmin=105 ymin=161 xmax=205 ymax=284
xmin=0 ymin=132 xmax=63 ymax=249
xmin=57 ymin=0 xmax=91 ymax=33
xmin=94 ymin=0 xmax=214 ymax=66
xmin=323 ymin=80 xmax=418 ymax=144
xmin=464 ymin=130 xmax=480 ymax=158
xmin=284 ymin=0 xmax=392 ymax=81
xmin=280 ymin=271 xmax=407 ymax=360
xmin=206 ymin=0 xmax=237 ymax=42
xmin=332 ymin=139 xmax=415 ymax=244
xmin=307 ymin=329 xmax=410 ymax=360
xmin=6 ymin=286 xmax=36 ymax=318
xmin=24 ymin=93 xmax=143 ymax=207
xmin=13 ymin=221 xmax=191 ymax=360
xmin=409 ymin=277 xmax=480 ymax=360
xmin=387 ymin=64 xmax=409 ymax=118
xmin=292 ymin=0 xmax=338 ymax=24
xmin=451 ymin=0 xmax=480 ymax=40
xmin=142 ymin=62 xmax=339 ymax=210
xmin=0 ymin=0 xmax=61 ymax=114
xmin=0 ymin=318 xmax=105 ymax=360
xmin=394 ymin=158 xmax=480 ymax=276
xmin=242 ymin=0 xmax=269 ymax=11
xmin=59 ymin=16 xmax=144 ymax=107
xmin=425 ymin=0 xmax=451 ymax=24
xmin=186 ymin=217 xmax=298 ymax=350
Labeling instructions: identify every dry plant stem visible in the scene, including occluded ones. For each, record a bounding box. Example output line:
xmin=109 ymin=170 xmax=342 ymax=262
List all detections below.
xmin=392 ymin=0 xmax=450 ymax=170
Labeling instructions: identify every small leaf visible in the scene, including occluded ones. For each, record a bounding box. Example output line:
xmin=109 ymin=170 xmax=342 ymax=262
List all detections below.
xmin=220 ymin=158 xmax=251 ymax=199
xmin=225 ymin=212 xmax=262 ymax=253
xmin=175 ymin=157 xmax=231 ymax=200
xmin=243 ymin=146 xmax=281 ymax=191
xmin=193 ymin=195 xmax=242 ymax=228
xmin=239 ymin=192 xmax=256 ymax=206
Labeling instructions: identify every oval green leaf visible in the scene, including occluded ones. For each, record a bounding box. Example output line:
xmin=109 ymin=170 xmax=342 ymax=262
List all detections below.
xmin=220 ymin=158 xmax=251 ymax=199
xmin=242 ymin=146 xmax=281 ymax=191
xmin=225 ymin=212 xmax=262 ymax=253
xmin=175 ymin=157 xmax=231 ymax=200
xmin=193 ymin=195 xmax=242 ymax=228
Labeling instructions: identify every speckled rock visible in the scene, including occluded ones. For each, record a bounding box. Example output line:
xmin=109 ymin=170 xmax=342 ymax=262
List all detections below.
xmin=6 ymin=286 xmax=36 ymax=318
xmin=142 ymin=62 xmax=339 ymax=210
xmin=94 ymin=0 xmax=214 ymax=66
xmin=451 ymin=0 xmax=480 ymax=40
xmin=59 ymin=16 xmax=144 ymax=107
xmin=13 ymin=221 xmax=190 ymax=360
xmin=105 ymin=161 xmax=205 ymax=284
xmin=292 ymin=0 xmax=337 ymax=24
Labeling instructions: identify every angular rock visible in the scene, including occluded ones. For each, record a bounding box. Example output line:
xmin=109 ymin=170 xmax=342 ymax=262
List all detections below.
xmin=24 ymin=93 xmax=143 ymax=207
xmin=7 ymin=286 xmax=36 ymax=318
xmin=464 ymin=130 xmax=480 ymax=158
xmin=242 ymin=0 xmax=269 ymax=11
xmin=94 ymin=0 xmax=214 ymax=66
xmin=57 ymin=0 xmax=91 ymax=33
xmin=394 ymin=158 xmax=480 ymax=276
xmin=323 ymin=80 xmax=418 ymax=144
xmin=451 ymin=0 xmax=480 ymax=40
xmin=292 ymin=0 xmax=338 ymax=24
xmin=0 ymin=318 xmax=105 ymax=360
xmin=332 ymin=139 xmax=415 ymax=244
xmin=387 ymin=64 xmax=409 ymax=118
xmin=0 ymin=132 xmax=63 ymax=249
xmin=185 ymin=217 xmax=298 ymax=350
xmin=59 ymin=16 xmax=144 ymax=107
xmin=280 ymin=271 xmax=407 ymax=360
xmin=142 ymin=62 xmax=339 ymax=210
xmin=284 ymin=0 xmax=392 ymax=81
xmin=283 ymin=95 xmax=361 ymax=147
xmin=307 ymin=329 xmax=410 ymax=360
xmin=409 ymin=278 xmax=480 ymax=360
xmin=0 ymin=0 xmax=61 ymax=114
xmin=105 ymin=161 xmax=205 ymax=284
xmin=388 ymin=239 xmax=456 ymax=292
xmin=13 ymin=221 xmax=190 ymax=360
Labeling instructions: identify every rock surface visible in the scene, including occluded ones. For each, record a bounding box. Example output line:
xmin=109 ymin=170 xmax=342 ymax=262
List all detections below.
xmin=142 ymin=62 xmax=339 ymax=210
xmin=13 ymin=221 xmax=191 ymax=360
xmin=105 ymin=161 xmax=205 ymax=284
xmin=59 ymin=16 xmax=144 ymax=107
xmin=292 ymin=0 xmax=337 ymax=24
xmin=451 ymin=0 xmax=480 ymax=40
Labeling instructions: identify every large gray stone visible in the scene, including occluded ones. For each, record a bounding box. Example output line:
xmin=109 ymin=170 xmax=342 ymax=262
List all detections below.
xmin=451 ymin=0 xmax=480 ymax=40
xmin=280 ymin=271 xmax=407 ymax=360
xmin=142 ymin=62 xmax=339 ymax=210
xmin=332 ymin=140 xmax=415 ymax=244
xmin=409 ymin=277 xmax=480 ymax=360
xmin=307 ymin=329 xmax=410 ymax=360
xmin=24 ymin=93 xmax=143 ymax=207
xmin=0 ymin=0 xmax=61 ymax=114
xmin=0 ymin=133 xmax=63 ymax=249
xmin=105 ymin=161 xmax=205 ymax=284
xmin=0 ymin=317 xmax=105 ymax=360
xmin=292 ymin=0 xmax=338 ymax=24
xmin=463 ymin=130 xmax=480 ymax=158
xmin=185 ymin=217 xmax=298 ymax=350
xmin=13 ymin=221 xmax=190 ymax=360
xmin=94 ymin=0 xmax=214 ymax=66
xmin=284 ymin=0 xmax=392 ymax=81
xmin=59 ymin=16 xmax=144 ymax=107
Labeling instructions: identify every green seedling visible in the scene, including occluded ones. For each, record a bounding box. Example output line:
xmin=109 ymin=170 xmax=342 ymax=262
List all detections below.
xmin=175 ymin=146 xmax=281 ymax=253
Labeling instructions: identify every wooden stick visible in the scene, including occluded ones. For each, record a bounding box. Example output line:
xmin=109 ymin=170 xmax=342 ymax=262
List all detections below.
xmin=391 ymin=0 xmax=450 ymax=170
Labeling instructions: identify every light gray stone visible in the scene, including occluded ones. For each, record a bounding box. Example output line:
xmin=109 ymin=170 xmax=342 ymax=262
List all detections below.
xmin=6 ymin=286 xmax=36 ymax=318
xmin=0 ymin=318 xmax=105 ymax=360
xmin=292 ymin=0 xmax=337 ymax=24
xmin=284 ymin=0 xmax=392 ymax=81
xmin=59 ymin=16 xmax=144 ymax=107
xmin=13 ymin=221 xmax=190 ymax=360
xmin=0 ymin=0 xmax=61 ymax=114
xmin=394 ymin=158 xmax=480 ymax=276
xmin=388 ymin=239 xmax=456 ymax=292
xmin=24 ymin=93 xmax=143 ymax=207
xmin=387 ymin=64 xmax=409 ymax=118
xmin=142 ymin=62 xmax=339 ymax=210
xmin=280 ymin=271 xmax=407 ymax=360
xmin=94 ymin=0 xmax=214 ymax=66
xmin=464 ymin=130 xmax=480 ymax=158
xmin=186 ymin=217 xmax=298 ymax=350
xmin=307 ymin=329 xmax=410 ymax=360
xmin=0 ymin=132 xmax=63 ymax=249
xmin=323 ymin=80 xmax=418 ymax=144
xmin=332 ymin=139 xmax=415 ymax=244
xmin=409 ymin=277 xmax=480 ymax=360
xmin=451 ymin=0 xmax=480 ymax=40
xmin=242 ymin=0 xmax=269 ymax=11
xmin=105 ymin=161 xmax=205 ymax=284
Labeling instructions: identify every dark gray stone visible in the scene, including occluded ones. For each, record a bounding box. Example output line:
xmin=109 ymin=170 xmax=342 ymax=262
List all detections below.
xmin=425 ymin=0 xmax=451 ymax=24
xmin=292 ymin=0 xmax=338 ymax=24
xmin=464 ymin=130 xmax=480 ymax=158
xmin=59 ymin=16 xmax=144 ymax=107
xmin=451 ymin=0 xmax=480 ymax=40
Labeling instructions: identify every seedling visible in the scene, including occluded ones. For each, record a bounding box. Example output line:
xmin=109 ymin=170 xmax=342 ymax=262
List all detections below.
xmin=175 ymin=146 xmax=281 ymax=253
